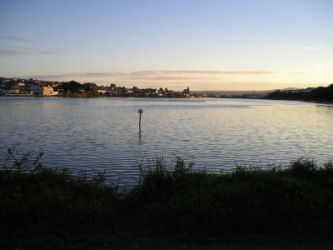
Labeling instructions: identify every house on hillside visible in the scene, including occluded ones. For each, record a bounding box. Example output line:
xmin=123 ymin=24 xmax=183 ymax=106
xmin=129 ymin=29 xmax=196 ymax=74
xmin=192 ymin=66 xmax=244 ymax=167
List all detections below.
xmin=42 ymin=86 xmax=58 ymax=96
xmin=97 ymin=89 xmax=107 ymax=95
xmin=16 ymin=82 xmax=25 ymax=87
xmin=30 ymin=85 xmax=58 ymax=96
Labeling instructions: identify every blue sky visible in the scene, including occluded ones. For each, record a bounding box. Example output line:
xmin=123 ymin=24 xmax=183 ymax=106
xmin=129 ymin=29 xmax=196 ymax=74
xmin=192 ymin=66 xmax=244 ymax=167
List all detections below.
xmin=0 ymin=0 xmax=332 ymax=90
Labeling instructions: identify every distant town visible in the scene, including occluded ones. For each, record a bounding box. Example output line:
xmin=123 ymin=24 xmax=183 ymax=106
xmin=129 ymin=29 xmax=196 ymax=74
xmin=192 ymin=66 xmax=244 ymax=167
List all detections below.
xmin=0 ymin=77 xmax=332 ymax=102
xmin=0 ymin=77 xmax=192 ymax=98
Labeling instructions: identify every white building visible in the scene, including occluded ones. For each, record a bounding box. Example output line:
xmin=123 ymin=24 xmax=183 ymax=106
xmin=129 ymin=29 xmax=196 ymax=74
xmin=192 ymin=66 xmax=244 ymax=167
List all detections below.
xmin=30 ymin=85 xmax=58 ymax=96
xmin=42 ymin=86 xmax=58 ymax=96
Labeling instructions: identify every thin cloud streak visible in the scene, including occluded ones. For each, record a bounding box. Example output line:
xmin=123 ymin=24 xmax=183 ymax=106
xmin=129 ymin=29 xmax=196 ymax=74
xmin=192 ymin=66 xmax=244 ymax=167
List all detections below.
xmin=300 ymin=46 xmax=322 ymax=51
xmin=34 ymin=70 xmax=276 ymax=80
xmin=30 ymin=70 xmax=322 ymax=91
xmin=7 ymin=45 xmax=32 ymax=51
xmin=0 ymin=10 xmax=18 ymax=17
xmin=0 ymin=47 xmax=60 ymax=56
xmin=40 ymin=50 xmax=60 ymax=55
xmin=0 ymin=49 xmax=28 ymax=56
xmin=281 ymin=44 xmax=323 ymax=51
xmin=0 ymin=36 xmax=32 ymax=42
xmin=26 ymin=69 xmax=328 ymax=91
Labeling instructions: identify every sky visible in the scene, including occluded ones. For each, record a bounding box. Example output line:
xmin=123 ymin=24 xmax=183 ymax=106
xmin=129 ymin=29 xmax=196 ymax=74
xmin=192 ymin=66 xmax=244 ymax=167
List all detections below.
xmin=0 ymin=0 xmax=332 ymax=90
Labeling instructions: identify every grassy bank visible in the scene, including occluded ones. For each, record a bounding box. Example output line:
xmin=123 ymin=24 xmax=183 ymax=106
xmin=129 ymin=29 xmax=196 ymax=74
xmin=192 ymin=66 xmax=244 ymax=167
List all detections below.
xmin=1 ymin=151 xmax=333 ymax=249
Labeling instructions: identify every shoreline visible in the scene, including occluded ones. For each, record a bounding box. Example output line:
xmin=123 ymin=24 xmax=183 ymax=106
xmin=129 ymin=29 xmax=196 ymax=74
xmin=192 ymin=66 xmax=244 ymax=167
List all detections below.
xmin=263 ymin=97 xmax=333 ymax=105
xmin=2 ymin=94 xmax=333 ymax=105
xmin=0 ymin=94 xmax=197 ymax=99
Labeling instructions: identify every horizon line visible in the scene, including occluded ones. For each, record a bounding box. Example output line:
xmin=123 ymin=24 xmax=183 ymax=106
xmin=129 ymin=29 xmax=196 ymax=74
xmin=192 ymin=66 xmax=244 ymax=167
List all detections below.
xmin=1 ymin=75 xmax=332 ymax=92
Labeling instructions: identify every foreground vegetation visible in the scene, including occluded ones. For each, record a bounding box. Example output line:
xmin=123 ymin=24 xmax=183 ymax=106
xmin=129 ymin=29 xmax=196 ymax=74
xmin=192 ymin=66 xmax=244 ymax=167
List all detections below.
xmin=1 ymin=150 xmax=333 ymax=249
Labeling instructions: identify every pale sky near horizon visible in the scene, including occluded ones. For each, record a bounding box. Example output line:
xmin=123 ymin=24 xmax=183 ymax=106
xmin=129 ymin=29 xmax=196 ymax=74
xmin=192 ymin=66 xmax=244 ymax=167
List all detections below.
xmin=0 ymin=0 xmax=332 ymax=90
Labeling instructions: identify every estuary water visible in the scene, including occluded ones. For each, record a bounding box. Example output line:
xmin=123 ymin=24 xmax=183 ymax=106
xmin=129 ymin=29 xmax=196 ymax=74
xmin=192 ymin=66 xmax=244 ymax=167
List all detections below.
xmin=1 ymin=97 xmax=332 ymax=187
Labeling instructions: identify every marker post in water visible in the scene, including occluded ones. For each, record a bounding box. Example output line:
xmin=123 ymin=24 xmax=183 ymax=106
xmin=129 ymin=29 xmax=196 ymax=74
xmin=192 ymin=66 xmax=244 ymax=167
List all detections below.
xmin=138 ymin=109 xmax=143 ymax=130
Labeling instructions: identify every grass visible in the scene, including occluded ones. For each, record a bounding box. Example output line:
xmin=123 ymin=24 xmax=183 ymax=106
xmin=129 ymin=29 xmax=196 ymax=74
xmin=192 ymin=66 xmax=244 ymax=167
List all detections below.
xmin=1 ymin=150 xmax=333 ymax=249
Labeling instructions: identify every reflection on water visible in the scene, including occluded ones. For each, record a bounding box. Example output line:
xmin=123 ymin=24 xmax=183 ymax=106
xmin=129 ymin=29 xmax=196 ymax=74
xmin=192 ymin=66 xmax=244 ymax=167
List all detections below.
xmin=138 ymin=130 xmax=142 ymax=145
xmin=0 ymin=97 xmax=332 ymax=187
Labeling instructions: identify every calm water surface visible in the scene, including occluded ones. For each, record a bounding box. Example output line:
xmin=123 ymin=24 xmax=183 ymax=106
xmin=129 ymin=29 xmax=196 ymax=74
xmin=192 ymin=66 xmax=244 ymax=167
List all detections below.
xmin=1 ymin=97 xmax=332 ymax=187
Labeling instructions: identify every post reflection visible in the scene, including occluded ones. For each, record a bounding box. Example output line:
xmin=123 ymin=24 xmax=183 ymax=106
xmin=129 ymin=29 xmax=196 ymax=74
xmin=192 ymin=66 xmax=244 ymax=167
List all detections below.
xmin=138 ymin=129 xmax=142 ymax=145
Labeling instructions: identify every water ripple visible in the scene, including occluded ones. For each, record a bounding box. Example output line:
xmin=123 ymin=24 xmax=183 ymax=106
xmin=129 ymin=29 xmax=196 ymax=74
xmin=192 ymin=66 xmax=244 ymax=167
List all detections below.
xmin=1 ymin=97 xmax=333 ymax=187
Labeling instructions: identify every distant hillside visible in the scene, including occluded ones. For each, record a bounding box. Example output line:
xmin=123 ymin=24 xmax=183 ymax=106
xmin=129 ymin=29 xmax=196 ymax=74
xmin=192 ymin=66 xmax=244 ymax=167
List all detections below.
xmin=265 ymin=84 xmax=333 ymax=102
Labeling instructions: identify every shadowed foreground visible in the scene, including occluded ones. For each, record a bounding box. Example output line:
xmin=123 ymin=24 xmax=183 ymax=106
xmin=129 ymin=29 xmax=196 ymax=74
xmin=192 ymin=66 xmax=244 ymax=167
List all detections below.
xmin=1 ymin=151 xmax=333 ymax=249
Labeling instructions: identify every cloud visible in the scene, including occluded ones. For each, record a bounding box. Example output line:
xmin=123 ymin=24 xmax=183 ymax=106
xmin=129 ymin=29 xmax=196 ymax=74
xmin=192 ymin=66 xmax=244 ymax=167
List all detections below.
xmin=28 ymin=69 xmax=331 ymax=91
xmin=0 ymin=46 xmax=60 ymax=56
xmin=7 ymin=45 xmax=32 ymax=51
xmin=0 ymin=35 xmax=60 ymax=55
xmin=40 ymin=49 xmax=60 ymax=55
xmin=0 ymin=36 xmax=32 ymax=42
xmin=0 ymin=49 xmax=28 ymax=56
xmin=29 ymin=70 xmax=278 ymax=90
xmin=34 ymin=70 xmax=275 ymax=81
xmin=300 ymin=46 xmax=322 ymax=51
xmin=281 ymin=44 xmax=322 ymax=51
xmin=0 ymin=10 xmax=18 ymax=17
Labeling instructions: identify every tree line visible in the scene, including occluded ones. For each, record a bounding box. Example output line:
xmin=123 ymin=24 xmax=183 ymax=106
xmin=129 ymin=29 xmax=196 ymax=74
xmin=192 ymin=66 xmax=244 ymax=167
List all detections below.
xmin=266 ymin=84 xmax=333 ymax=102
